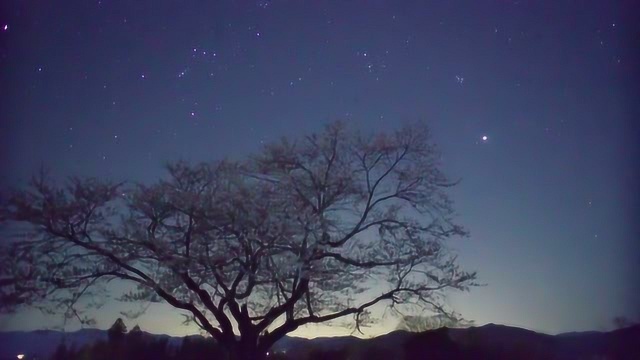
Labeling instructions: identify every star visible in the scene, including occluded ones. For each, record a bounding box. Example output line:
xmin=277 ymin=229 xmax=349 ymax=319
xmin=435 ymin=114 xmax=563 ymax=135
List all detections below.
xmin=482 ymin=135 xmax=488 ymax=142
xmin=2 ymin=24 xmax=8 ymax=31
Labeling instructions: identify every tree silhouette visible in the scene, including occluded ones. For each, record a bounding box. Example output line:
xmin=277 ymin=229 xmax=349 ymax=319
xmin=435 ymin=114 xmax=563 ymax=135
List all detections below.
xmin=612 ymin=315 xmax=638 ymax=329
xmin=396 ymin=314 xmax=474 ymax=332
xmin=108 ymin=317 xmax=128 ymax=343
xmin=125 ymin=323 xmax=147 ymax=359
xmin=0 ymin=122 xmax=476 ymax=360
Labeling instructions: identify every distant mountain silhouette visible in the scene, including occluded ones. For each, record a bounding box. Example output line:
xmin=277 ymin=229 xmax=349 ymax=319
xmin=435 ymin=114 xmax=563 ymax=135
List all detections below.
xmin=273 ymin=324 xmax=640 ymax=360
xmin=1 ymin=323 xmax=638 ymax=359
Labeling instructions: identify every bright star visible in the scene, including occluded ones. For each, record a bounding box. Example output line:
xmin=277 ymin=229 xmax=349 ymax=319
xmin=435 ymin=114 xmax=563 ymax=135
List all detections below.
xmin=482 ymin=135 xmax=488 ymax=141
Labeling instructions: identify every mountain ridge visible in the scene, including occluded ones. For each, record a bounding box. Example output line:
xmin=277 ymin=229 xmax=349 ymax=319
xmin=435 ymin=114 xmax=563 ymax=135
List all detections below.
xmin=0 ymin=323 xmax=638 ymax=359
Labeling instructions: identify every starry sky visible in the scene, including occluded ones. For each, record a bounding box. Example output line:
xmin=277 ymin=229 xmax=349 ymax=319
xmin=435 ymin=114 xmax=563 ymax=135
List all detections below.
xmin=1 ymin=0 xmax=639 ymax=338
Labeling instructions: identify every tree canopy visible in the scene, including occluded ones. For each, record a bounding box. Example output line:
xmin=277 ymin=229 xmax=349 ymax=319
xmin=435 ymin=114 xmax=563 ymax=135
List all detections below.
xmin=396 ymin=314 xmax=474 ymax=332
xmin=0 ymin=121 xmax=476 ymax=359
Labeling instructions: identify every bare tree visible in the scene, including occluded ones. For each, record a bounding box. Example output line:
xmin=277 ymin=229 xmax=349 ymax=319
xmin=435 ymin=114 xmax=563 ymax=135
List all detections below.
xmin=612 ymin=316 xmax=638 ymax=330
xmin=0 ymin=122 xmax=476 ymax=360
xmin=396 ymin=314 xmax=474 ymax=332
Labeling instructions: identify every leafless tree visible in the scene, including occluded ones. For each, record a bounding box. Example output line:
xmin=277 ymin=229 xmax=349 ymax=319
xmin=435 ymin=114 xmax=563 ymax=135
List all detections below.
xmin=612 ymin=316 xmax=638 ymax=330
xmin=396 ymin=314 xmax=474 ymax=332
xmin=0 ymin=122 xmax=476 ymax=360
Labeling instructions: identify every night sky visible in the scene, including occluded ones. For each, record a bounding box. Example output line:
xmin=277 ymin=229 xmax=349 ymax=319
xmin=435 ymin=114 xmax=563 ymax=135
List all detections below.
xmin=1 ymin=1 xmax=639 ymax=337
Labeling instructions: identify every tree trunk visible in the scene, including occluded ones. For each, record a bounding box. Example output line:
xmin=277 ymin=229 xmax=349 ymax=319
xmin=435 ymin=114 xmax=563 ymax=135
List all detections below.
xmin=222 ymin=312 xmax=270 ymax=360
xmin=218 ymin=331 xmax=269 ymax=360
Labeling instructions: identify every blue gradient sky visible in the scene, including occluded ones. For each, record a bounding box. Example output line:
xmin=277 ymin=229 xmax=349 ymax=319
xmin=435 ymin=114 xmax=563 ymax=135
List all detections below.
xmin=1 ymin=0 xmax=638 ymax=337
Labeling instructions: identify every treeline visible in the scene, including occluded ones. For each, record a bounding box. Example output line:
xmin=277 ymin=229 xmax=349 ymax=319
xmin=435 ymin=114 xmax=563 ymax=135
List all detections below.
xmin=50 ymin=334 xmax=226 ymax=360
xmin=50 ymin=319 xmax=226 ymax=360
xmin=46 ymin=318 xmax=395 ymax=360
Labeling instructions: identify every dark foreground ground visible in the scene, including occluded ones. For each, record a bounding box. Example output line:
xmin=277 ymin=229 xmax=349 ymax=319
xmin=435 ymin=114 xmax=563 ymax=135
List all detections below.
xmin=1 ymin=323 xmax=638 ymax=360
